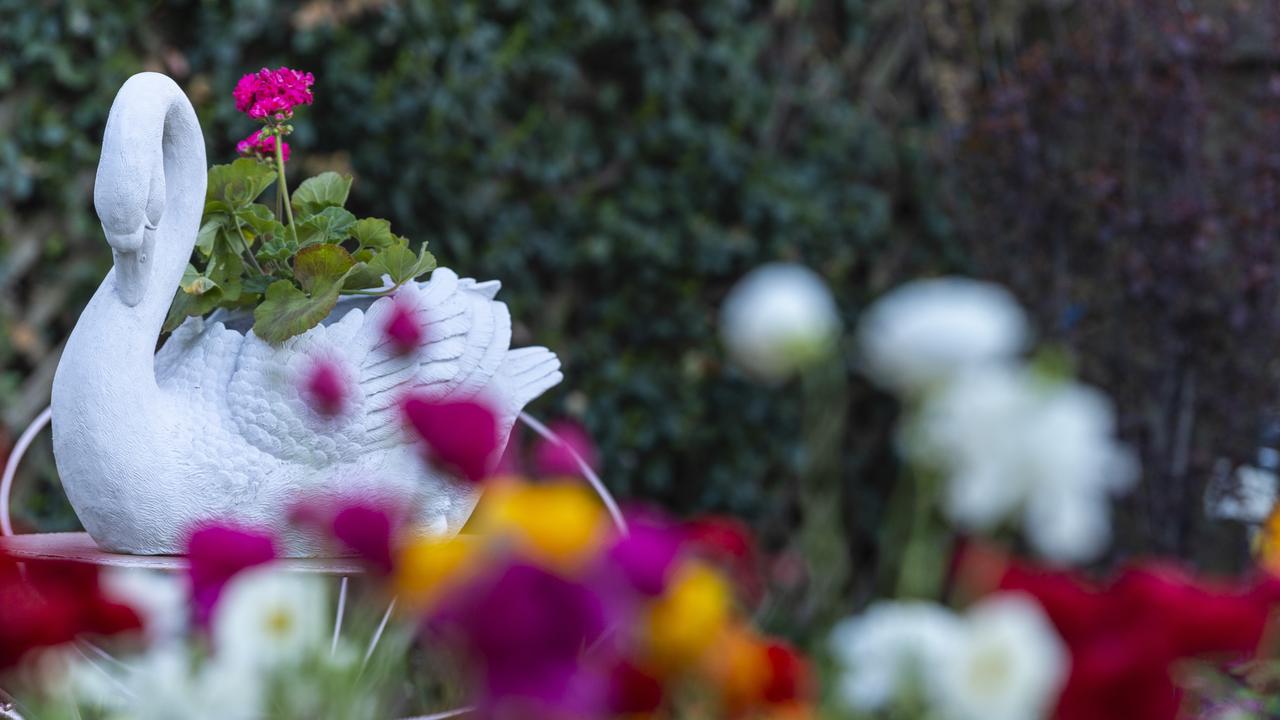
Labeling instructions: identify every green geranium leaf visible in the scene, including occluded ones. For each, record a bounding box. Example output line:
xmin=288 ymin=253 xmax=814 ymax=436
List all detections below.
xmin=253 ymin=279 xmax=344 ymax=345
xmin=257 ymin=233 xmax=298 ymax=264
xmin=292 ymin=172 xmax=352 ymax=217
xmin=236 ymin=204 xmax=283 ymax=247
xmin=351 ymin=217 xmax=395 ymax=250
xmin=293 ymin=244 xmax=355 ymax=293
xmin=369 ymin=242 xmax=437 ymax=285
xmin=342 ymin=261 xmax=387 ymax=291
xmin=241 ymin=274 xmax=275 ymax=295
xmin=296 ymin=207 xmax=357 ymax=248
xmin=196 ymin=216 xmax=224 ymax=256
xmin=207 ymin=159 xmax=276 ymax=209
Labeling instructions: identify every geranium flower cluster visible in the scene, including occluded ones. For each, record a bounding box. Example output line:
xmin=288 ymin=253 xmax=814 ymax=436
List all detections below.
xmin=232 ymin=67 xmax=315 ymax=121
xmin=235 ymin=128 xmax=288 ymax=163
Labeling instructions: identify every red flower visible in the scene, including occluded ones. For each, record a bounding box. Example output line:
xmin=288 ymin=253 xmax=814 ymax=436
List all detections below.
xmin=236 ymin=129 xmax=288 ymax=163
xmin=762 ymin=641 xmax=811 ymax=705
xmin=994 ymin=560 xmax=1280 ymax=720
xmin=0 ymin=548 xmax=141 ymax=670
xmin=683 ymin=515 xmax=763 ymax=605
xmin=401 ymin=395 xmax=500 ymax=483
xmin=606 ymin=658 xmax=664 ymax=714
xmin=332 ymin=503 xmax=396 ymax=576
xmin=382 ymin=300 xmax=425 ymax=355
xmin=186 ymin=524 xmax=277 ymax=628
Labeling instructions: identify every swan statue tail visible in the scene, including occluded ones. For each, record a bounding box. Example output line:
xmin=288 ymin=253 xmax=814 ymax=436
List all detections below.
xmin=494 ymin=347 xmax=563 ymax=433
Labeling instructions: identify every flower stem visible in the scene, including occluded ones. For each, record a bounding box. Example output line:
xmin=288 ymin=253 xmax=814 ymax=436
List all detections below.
xmin=274 ymin=134 xmax=299 ymax=247
xmin=231 ymin=215 xmax=266 ymax=275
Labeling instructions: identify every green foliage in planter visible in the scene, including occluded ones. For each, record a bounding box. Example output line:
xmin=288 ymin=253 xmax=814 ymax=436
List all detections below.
xmin=169 ymin=158 xmax=434 ymax=342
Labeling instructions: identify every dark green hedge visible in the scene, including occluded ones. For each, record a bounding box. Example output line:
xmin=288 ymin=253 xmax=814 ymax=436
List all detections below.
xmin=0 ymin=1 xmax=948 ymax=544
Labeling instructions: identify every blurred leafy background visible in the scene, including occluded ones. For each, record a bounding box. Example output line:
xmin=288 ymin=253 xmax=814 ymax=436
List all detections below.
xmin=3 ymin=0 xmax=1279 ymax=616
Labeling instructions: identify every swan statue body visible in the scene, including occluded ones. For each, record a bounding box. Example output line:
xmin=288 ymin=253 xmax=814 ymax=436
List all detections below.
xmin=50 ymin=73 xmax=562 ymax=556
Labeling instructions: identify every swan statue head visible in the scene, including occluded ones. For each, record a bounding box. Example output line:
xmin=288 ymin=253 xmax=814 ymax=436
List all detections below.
xmin=50 ymin=73 xmax=561 ymax=556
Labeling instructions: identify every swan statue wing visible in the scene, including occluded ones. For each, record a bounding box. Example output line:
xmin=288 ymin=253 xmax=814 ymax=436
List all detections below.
xmin=155 ymin=267 xmax=562 ymax=470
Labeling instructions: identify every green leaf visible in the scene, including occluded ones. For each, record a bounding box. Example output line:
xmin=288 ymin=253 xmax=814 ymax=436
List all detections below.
xmin=293 ymin=244 xmax=354 ymax=293
xmin=235 ymin=204 xmax=284 ymax=247
xmin=295 ymin=207 xmax=357 ymax=247
xmin=370 ymin=241 xmax=437 ymax=285
xmin=252 ymin=279 xmax=343 ymax=345
xmin=342 ymin=262 xmax=387 ymax=291
xmin=241 ymin=274 xmax=275 ymax=295
xmin=351 ymin=217 xmax=395 ymax=250
xmin=197 ymin=216 xmax=224 ymax=256
xmin=257 ymin=233 xmax=298 ymax=264
xmin=291 ymin=172 xmax=352 ymax=217
xmin=207 ymin=159 xmax=276 ymax=209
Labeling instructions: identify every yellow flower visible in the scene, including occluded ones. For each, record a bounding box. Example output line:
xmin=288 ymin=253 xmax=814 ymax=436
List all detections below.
xmin=472 ymin=480 xmax=606 ymax=570
xmin=644 ymin=561 xmax=732 ymax=669
xmin=1257 ymin=503 xmax=1280 ymax=573
xmin=393 ymin=535 xmax=477 ymax=609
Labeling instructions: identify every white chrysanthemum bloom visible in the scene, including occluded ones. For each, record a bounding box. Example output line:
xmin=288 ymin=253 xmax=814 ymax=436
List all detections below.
xmin=858 ymin=278 xmax=1027 ymax=393
xmin=720 ymin=263 xmax=840 ymax=381
xmin=829 ymin=601 xmax=962 ymax=711
xmin=909 ymin=365 xmax=1136 ymax=563
xmin=933 ymin=594 xmax=1068 ymax=720
xmin=102 ymin=568 xmax=189 ymax=646
xmin=213 ymin=566 xmax=329 ymax=672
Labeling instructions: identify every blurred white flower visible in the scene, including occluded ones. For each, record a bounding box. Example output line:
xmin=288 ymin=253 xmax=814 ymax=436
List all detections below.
xmin=69 ymin=646 xmax=261 ymax=720
xmin=909 ymin=365 xmax=1136 ymax=563
xmin=720 ymin=263 xmax=840 ymax=381
xmin=828 ymin=601 xmax=961 ymax=711
xmin=858 ymin=278 xmax=1027 ymax=393
xmin=830 ymin=594 xmax=1067 ymax=720
xmin=101 ymin=568 xmax=188 ymax=646
xmin=1205 ymin=463 xmax=1278 ymax=524
xmin=213 ymin=566 xmax=328 ymax=673
xmin=933 ymin=593 xmax=1068 ymax=720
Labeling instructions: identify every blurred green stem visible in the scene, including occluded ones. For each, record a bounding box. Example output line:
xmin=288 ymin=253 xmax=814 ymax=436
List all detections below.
xmin=893 ymin=467 xmax=948 ymax=600
xmin=797 ymin=345 xmax=851 ymax=626
xmin=274 ymin=134 xmax=299 ymax=247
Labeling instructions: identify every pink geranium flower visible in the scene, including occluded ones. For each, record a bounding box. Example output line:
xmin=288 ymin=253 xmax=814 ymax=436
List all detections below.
xmin=233 ymin=67 xmax=315 ymax=121
xmin=185 ymin=524 xmax=277 ymax=627
xmin=401 ymin=395 xmax=500 ymax=483
xmin=236 ymin=129 xmax=288 ymax=163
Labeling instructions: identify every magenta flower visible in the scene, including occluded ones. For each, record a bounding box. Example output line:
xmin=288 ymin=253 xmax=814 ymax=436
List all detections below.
xmin=236 ymin=129 xmax=288 ymax=163
xmin=185 ymin=524 xmax=277 ymax=627
xmin=332 ymin=503 xmax=395 ymax=575
xmin=233 ymin=67 xmax=315 ymax=121
xmin=604 ymin=515 xmax=685 ymax=597
xmin=401 ymin=395 xmax=499 ymax=483
xmin=382 ymin=300 xmax=424 ymax=354
xmin=428 ymin=562 xmax=613 ymax=717
xmin=533 ymin=420 xmax=598 ymax=479
xmin=302 ymin=359 xmax=347 ymax=416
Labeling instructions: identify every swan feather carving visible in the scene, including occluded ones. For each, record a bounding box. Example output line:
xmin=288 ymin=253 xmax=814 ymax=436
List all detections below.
xmin=51 ymin=72 xmax=561 ymax=556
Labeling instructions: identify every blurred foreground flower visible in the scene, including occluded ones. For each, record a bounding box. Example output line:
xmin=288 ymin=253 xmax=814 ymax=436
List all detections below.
xmin=830 ymin=593 xmax=1066 ymax=720
xmin=858 ymin=278 xmax=1027 ymax=393
xmin=0 ymin=548 xmax=141 ymax=671
xmin=908 ymin=365 xmax=1136 ymax=563
xmin=720 ymin=262 xmax=840 ymax=381
xmin=988 ymin=557 xmax=1280 ymax=720
xmin=401 ymin=395 xmax=499 ymax=483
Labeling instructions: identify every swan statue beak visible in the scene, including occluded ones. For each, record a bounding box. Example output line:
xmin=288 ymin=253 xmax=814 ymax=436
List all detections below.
xmin=106 ymin=222 xmax=158 ymax=307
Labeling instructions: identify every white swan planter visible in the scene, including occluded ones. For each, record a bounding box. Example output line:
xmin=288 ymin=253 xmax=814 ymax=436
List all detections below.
xmin=50 ymin=73 xmax=562 ymax=556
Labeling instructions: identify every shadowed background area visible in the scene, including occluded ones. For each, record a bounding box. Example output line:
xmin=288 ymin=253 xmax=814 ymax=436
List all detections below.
xmin=3 ymin=0 xmax=1280 ymax=616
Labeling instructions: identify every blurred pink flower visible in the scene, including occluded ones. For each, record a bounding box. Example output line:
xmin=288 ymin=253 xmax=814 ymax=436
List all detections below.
xmin=236 ymin=128 xmax=288 ymax=162
xmin=333 ymin=503 xmax=395 ymax=575
xmin=605 ymin=515 xmax=684 ymax=597
xmin=302 ymin=359 xmax=347 ymax=416
xmin=428 ymin=561 xmax=613 ymax=717
xmin=532 ymin=420 xmax=598 ymax=479
xmin=233 ymin=67 xmax=315 ymax=121
xmin=402 ymin=395 xmax=499 ymax=483
xmin=185 ymin=524 xmax=277 ymax=627
xmin=382 ymin=300 xmax=424 ymax=354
